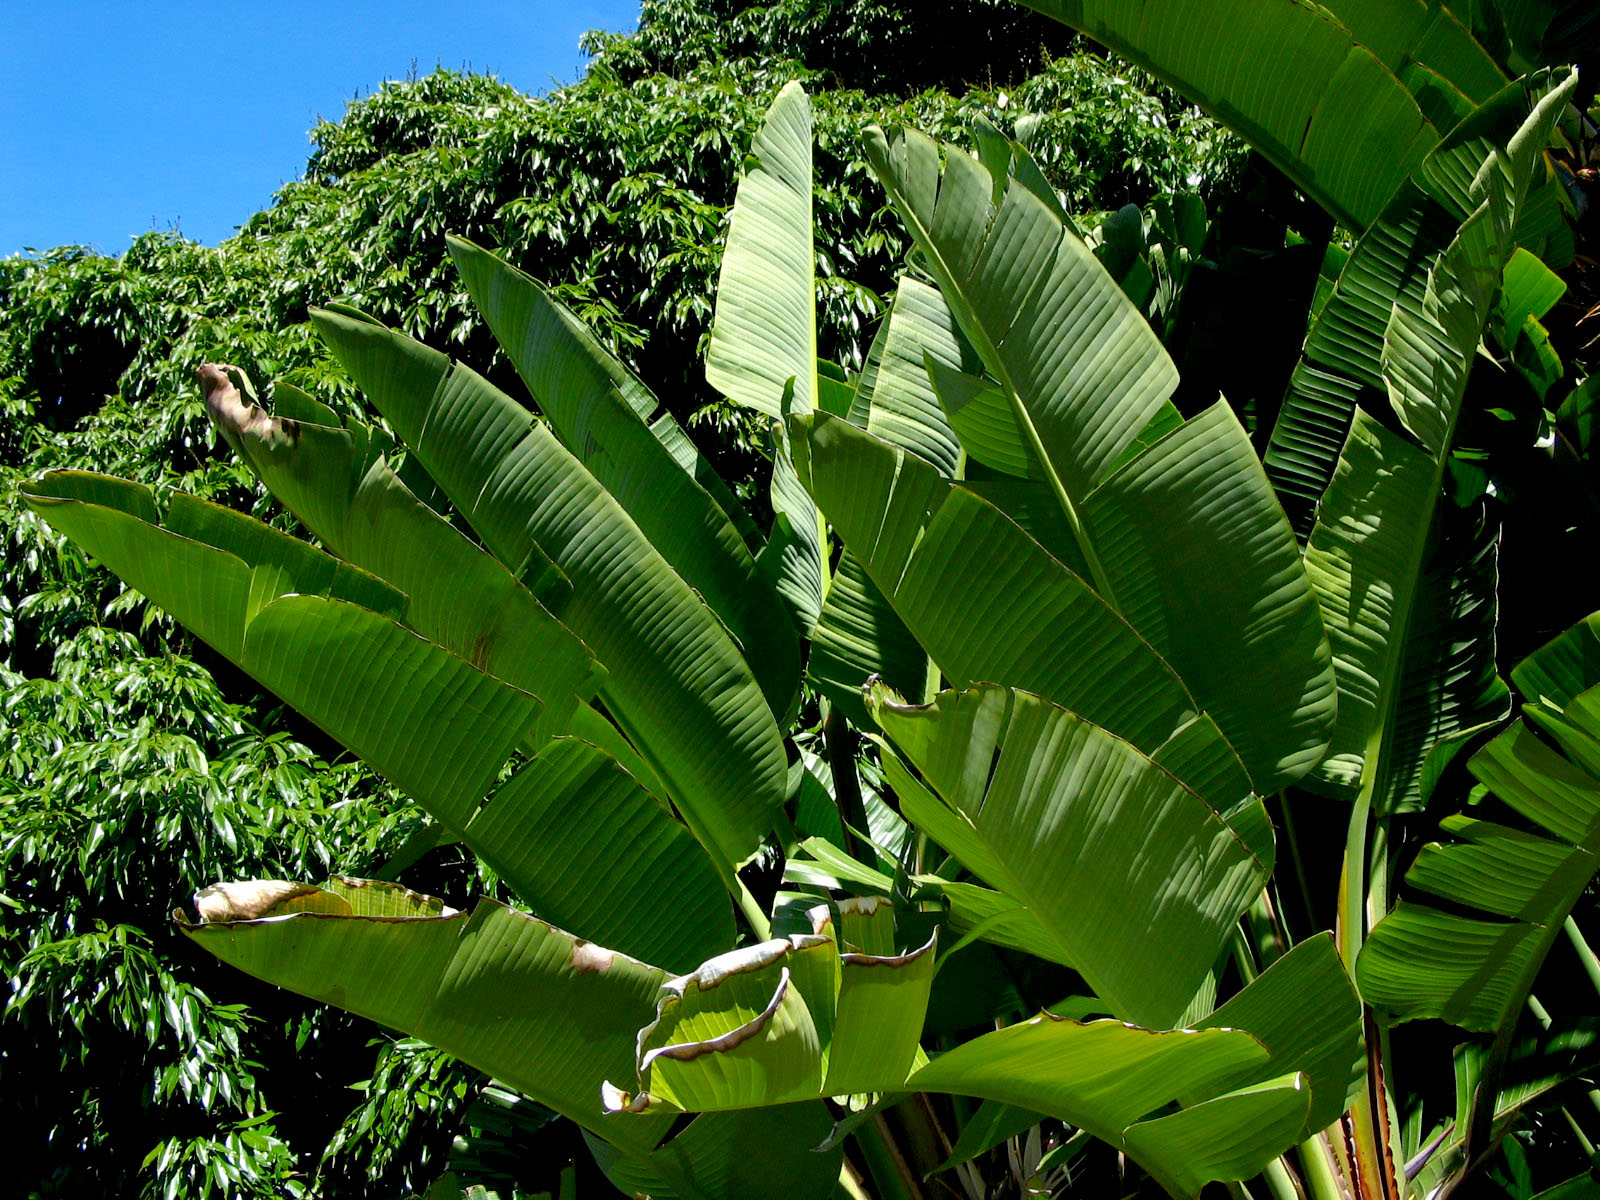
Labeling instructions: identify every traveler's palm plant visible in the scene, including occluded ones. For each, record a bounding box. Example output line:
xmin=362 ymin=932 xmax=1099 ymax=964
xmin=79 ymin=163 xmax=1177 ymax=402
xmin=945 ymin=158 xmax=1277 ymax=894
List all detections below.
xmin=26 ymin=0 xmax=1597 ymax=1193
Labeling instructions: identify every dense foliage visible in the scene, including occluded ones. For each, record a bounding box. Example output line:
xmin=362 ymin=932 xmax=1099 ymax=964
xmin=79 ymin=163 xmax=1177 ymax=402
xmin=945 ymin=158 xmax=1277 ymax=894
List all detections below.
xmin=0 ymin=4 xmax=1248 ymax=1197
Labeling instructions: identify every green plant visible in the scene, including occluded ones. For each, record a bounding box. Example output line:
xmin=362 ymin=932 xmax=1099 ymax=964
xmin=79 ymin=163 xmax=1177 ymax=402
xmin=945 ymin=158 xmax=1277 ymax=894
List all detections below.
xmin=0 ymin=11 xmax=1251 ymax=1194
xmin=18 ymin=3 xmax=1600 ymax=1198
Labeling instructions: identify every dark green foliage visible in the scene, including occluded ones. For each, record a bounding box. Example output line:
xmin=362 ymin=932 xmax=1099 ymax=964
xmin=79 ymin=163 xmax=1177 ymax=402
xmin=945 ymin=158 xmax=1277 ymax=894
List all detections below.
xmin=0 ymin=3 xmax=1245 ymax=1195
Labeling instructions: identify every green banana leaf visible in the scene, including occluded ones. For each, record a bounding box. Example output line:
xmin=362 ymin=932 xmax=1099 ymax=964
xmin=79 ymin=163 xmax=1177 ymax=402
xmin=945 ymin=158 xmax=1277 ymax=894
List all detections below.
xmin=309 ymin=308 xmax=787 ymax=873
xmin=1359 ymin=615 xmax=1600 ymax=1031
xmin=200 ymin=371 xmax=599 ymax=746
xmin=583 ymin=1103 xmax=840 ymax=1200
xmin=23 ymin=473 xmax=532 ymax=830
xmin=463 ymin=738 xmax=733 ymax=973
xmin=602 ymin=903 xmax=936 ymax=1114
xmin=864 ymin=124 xmax=1173 ymax=505
xmin=869 ymin=682 xmax=1269 ymax=1029
xmin=910 ymin=933 xmax=1359 ymax=1196
xmin=909 ymin=1019 xmax=1301 ymax=1198
xmin=809 ymin=274 xmax=970 ymax=725
xmin=1513 ymin=612 xmax=1600 ymax=710
xmin=1265 ymin=70 xmax=1577 ymax=535
xmin=862 ymin=125 xmax=1333 ymax=793
xmin=1012 ymin=0 xmax=1555 ymax=231
xmin=1298 ymin=72 xmax=1576 ymax=810
xmin=705 ymin=80 xmax=816 ymax=420
xmin=178 ymin=880 xmax=673 ymax=1156
xmin=446 ymin=235 xmax=800 ymax=718
xmin=847 ymin=276 xmax=969 ymax=476
xmin=797 ymin=412 xmax=1268 ymax=830
xmin=704 ymin=81 xmax=826 ymax=637
xmin=806 ymin=548 xmax=931 ymax=730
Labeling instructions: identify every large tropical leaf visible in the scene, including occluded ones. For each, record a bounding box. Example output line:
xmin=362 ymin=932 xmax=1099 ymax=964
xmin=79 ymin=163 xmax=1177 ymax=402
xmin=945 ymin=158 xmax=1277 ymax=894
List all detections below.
xmin=797 ymin=412 xmax=1273 ymax=836
xmin=602 ymin=900 xmax=937 ymax=1113
xmin=446 ymin=235 xmax=800 ymax=718
xmin=181 ymin=879 xmax=835 ymax=1200
xmin=463 ymin=738 xmax=734 ymax=973
xmin=795 ymin=411 xmax=1194 ymax=754
xmin=705 ymin=80 xmax=816 ymax=420
xmin=309 ymin=308 xmax=787 ymax=873
xmin=862 ymin=126 xmax=1333 ymax=792
xmin=1359 ymin=614 xmax=1600 ymax=1031
xmin=1295 ymin=71 xmax=1576 ymax=808
xmin=584 ymin=1103 xmax=841 ymax=1200
xmin=705 ymin=80 xmax=826 ymax=637
xmin=869 ymin=682 xmax=1270 ymax=1029
xmin=846 ymin=276 xmax=969 ymax=477
xmin=23 ymin=473 xmax=533 ymax=830
xmin=808 ymin=275 xmax=970 ymax=724
xmin=1012 ymin=0 xmax=1539 ymax=231
xmin=863 ymin=124 xmax=1174 ymax=506
xmin=178 ymin=880 xmax=672 ymax=1155
xmin=1265 ymin=70 xmax=1578 ymax=536
xmin=199 ymin=367 xmax=599 ymax=745
xmin=910 ymin=1020 xmax=1303 ymax=1197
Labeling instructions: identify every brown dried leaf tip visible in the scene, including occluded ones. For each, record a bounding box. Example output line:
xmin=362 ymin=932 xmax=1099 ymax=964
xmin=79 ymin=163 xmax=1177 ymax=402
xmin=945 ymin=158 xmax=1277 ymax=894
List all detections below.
xmin=196 ymin=363 xmax=292 ymax=447
xmin=193 ymin=879 xmax=320 ymax=923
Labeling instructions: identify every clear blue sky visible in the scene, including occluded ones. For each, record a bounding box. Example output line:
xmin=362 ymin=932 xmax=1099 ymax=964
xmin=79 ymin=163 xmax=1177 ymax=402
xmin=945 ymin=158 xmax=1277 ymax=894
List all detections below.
xmin=0 ymin=1 xmax=642 ymax=258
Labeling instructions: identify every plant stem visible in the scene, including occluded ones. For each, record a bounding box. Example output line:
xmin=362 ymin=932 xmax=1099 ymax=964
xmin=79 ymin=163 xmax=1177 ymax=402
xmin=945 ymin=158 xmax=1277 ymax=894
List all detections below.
xmin=1262 ymin=1155 xmax=1306 ymax=1200
xmin=853 ymin=1114 xmax=923 ymax=1200
xmin=734 ymin=875 xmax=772 ymax=941
xmin=1297 ymin=1135 xmax=1345 ymax=1200
xmin=824 ymin=705 xmax=874 ymax=867
xmin=1565 ymin=917 xmax=1600 ymax=996
xmin=1231 ymin=921 xmax=1260 ymax=985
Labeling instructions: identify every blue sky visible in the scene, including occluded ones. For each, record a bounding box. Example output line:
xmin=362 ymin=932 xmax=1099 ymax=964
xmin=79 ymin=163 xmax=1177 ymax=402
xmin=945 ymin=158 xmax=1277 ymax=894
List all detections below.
xmin=1 ymin=1 xmax=641 ymax=258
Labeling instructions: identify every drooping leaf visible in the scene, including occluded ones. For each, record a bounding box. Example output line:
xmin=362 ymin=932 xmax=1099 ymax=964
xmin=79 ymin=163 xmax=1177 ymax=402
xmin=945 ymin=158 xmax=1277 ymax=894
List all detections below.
xmin=1194 ymin=934 xmax=1365 ymax=1138
xmin=178 ymin=882 xmax=673 ymax=1156
xmin=907 ymin=1015 xmax=1300 ymax=1198
xmin=201 ymin=370 xmax=600 ymax=745
xmin=23 ymin=473 xmax=534 ymax=831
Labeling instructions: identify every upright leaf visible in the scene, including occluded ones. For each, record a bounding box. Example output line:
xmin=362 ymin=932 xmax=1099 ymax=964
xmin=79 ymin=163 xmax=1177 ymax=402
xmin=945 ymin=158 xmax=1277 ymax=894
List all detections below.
xmin=705 ymin=81 xmax=826 ymax=636
xmin=310 ymin=309 xmax=787 ymax=872
xmin=446 ymin=236 xmax=800 ymax=717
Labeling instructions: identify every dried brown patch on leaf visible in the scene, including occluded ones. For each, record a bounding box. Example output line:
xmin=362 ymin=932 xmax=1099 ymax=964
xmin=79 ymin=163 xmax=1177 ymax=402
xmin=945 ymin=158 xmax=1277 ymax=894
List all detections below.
xmin=196 ymin=363 xmax=296 ymax=449
xmin=192 ymin=879 xmax=324 ymax=923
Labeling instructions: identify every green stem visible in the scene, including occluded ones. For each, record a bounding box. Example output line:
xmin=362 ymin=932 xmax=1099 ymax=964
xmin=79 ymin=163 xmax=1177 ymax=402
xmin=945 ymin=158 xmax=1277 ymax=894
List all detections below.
xmin=853 ymin=1114 xmax=922 ymax=1200
xmin=1297 ymin=1136 xmax=1344 ymax=1200
xmin=1565 ymin=917 xmax=1600 ymax=996
xmin=824 ymin=705 xmax=874 ymax=867
xmin=1231 ymin=921 xmax=1260 ymax=985
xmin=1530 ymin=994 xmax=1600 ymax=1136
xmin=1338 ymin=786 xmax=1371 ymax=968
xmin=734 ymin=875 xmax=771 ymax=941
xmin=1262 ymin=1155 xmax=1306 ymax=1200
